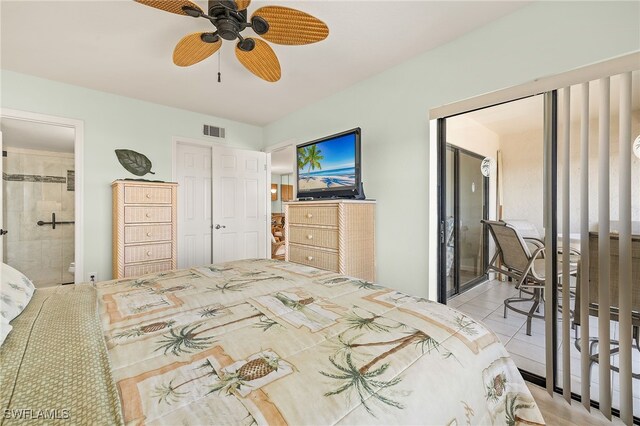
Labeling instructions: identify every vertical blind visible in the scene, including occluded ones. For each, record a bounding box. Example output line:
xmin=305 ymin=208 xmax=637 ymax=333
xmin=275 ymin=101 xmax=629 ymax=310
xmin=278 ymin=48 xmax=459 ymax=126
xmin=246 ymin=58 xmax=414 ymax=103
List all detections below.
xmin=553 ymin=71 xmax=635 ymax=424
xmin=432 ymin=55 xmax=639 ymax=425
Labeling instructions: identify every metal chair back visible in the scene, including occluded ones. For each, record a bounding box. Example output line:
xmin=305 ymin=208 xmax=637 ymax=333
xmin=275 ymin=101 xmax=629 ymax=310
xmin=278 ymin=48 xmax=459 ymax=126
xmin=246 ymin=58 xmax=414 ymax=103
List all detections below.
xmin=483 ymin=220 xmax=534 ymax=275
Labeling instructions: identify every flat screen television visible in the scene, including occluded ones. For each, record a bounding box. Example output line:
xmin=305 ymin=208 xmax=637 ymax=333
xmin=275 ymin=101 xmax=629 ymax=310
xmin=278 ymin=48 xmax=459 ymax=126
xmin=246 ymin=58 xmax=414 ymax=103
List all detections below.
xmin=296 ymin=128 xmax=362 ymax=199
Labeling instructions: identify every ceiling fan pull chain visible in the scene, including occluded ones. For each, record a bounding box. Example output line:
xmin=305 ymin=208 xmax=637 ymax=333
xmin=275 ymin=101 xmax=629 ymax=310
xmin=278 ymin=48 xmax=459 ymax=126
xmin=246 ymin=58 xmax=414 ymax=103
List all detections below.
xmin=218 ymin=51 xmax=222 ymax=83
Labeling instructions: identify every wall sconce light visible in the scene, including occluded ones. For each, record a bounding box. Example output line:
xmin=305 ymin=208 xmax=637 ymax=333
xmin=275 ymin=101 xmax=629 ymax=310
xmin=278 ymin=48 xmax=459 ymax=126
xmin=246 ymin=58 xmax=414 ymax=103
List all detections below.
xmin=270 ymin=188 xmax=277 ymax=194
xmin=480 ymin=157 xmax=493 ymax=178
xmin=634 ymin=135 xmax=640 ymax=159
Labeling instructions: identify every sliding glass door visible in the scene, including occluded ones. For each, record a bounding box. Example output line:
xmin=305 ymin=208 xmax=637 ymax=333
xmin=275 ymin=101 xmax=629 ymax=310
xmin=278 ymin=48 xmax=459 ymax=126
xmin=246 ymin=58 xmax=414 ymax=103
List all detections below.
xmin=444 ymin=145 xmax=489 ymax=298
xmin=437 ymin=68 xmax=638 ymax=421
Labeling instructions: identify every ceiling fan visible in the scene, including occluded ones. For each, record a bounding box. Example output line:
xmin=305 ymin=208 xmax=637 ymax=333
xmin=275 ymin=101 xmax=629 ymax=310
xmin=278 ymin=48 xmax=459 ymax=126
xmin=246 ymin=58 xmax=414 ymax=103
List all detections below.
xmin=135 ymin=0 xmax=329 ymax=82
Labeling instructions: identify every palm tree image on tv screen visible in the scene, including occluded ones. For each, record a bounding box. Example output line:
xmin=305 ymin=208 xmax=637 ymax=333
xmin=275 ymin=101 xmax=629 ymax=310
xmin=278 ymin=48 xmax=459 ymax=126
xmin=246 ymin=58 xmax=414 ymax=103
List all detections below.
xmin=297 ymin=134 xmax=356 ymax=192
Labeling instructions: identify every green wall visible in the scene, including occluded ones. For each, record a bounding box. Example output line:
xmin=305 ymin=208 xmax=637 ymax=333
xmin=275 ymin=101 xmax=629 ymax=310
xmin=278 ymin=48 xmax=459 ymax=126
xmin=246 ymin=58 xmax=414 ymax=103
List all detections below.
xmin=1 ymin=70 xmax=263 ymax=282
xmin=264 ymin=1 xmax=640 ymax=298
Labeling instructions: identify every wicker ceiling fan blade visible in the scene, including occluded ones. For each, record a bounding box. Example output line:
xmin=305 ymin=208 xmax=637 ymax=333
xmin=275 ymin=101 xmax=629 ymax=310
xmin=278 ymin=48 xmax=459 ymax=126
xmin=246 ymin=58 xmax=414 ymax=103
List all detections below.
xmin=251 ymin=6 xmax=328 ymax=45
xmin=135 ymin=0 xmax=203 ymax=16
xmin=234 ymin=0 xmax=251 ymax=11
xmin=235 ymin=38 xmax=281 ymax=82
xmin=173 ymin=33 xmax=221 ymax=67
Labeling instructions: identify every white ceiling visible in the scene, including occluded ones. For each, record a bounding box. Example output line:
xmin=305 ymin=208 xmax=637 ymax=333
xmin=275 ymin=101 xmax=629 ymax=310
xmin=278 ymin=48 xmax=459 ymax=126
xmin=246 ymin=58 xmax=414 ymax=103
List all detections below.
xmin=1 ymin=1 xmax=530 ymax=126
xmin=458 ymin=72 xmax=640 ymax=136
xmin=1 ymin=118 xmax=75 ymax=153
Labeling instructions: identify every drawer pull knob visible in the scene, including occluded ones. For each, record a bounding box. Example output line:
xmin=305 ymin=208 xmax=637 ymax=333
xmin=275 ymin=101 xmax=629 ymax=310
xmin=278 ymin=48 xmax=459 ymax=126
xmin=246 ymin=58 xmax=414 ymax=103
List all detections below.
xmin=146 ymin=251 xmax=152 ymax=256
xmin=307 ymin=234 xmax=313 ymax=240
xmin=146 ymin=232 xmax=152 ymax=237
xmin=145 ymin=213 xmax=151 ymax=218
xmin=146 ymin=193 xmax=152 ymax=199
xmin=307 ymin=256 xmax=314 ymax=261
xmin=306 ymin=213 xmax=313 ymax=219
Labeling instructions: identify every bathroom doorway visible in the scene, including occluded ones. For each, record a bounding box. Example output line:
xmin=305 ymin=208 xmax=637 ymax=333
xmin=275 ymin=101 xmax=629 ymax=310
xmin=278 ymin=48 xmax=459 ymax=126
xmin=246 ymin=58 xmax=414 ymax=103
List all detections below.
xmin=1 ymin=111 xmax=83 ymax=286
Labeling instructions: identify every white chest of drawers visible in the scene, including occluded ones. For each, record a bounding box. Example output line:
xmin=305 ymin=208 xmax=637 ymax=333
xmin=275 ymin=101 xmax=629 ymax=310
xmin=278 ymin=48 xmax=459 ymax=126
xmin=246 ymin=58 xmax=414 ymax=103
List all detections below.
xmin=284 ymin=200 xmax=376 ymax=281
xmin=112 ymin=180 xmax=178 ymax=279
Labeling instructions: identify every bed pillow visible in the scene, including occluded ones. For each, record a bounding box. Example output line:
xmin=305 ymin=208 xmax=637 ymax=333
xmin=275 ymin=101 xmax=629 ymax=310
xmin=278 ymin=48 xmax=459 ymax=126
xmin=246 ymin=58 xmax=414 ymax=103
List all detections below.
xmin=1 ymin=263 xmax=35 ymax=322
xmin=0 ymin=316 xmax=12 ymax=346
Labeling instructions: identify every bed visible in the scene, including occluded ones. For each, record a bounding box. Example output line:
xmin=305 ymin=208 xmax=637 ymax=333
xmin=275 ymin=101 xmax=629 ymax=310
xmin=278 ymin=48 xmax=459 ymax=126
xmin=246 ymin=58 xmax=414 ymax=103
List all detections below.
xmin=1 ymin=259 xmax=545 ymax=425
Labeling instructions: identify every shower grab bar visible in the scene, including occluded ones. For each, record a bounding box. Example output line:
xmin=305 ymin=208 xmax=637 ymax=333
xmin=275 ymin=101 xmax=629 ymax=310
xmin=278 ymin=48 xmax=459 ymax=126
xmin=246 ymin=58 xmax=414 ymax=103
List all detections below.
xmin=37 ymin=213 xmax=74 ymax=229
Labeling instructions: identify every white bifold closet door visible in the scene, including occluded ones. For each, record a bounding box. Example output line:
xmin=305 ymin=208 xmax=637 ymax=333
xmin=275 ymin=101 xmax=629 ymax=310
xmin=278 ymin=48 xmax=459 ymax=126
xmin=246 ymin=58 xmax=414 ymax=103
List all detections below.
xmin=176 ymin=143 xmax=267 ymax=269
xmin=176 ymin=143 xmax=213 ymax=268
xmin=211 ymin=145 xmax=266 ymax=263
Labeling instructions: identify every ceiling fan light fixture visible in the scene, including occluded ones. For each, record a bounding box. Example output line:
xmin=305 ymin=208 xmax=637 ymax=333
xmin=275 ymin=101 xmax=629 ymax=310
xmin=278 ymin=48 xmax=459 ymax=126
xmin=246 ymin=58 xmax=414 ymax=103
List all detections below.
xmin=217 ymin=18 xmax=241 ymax=40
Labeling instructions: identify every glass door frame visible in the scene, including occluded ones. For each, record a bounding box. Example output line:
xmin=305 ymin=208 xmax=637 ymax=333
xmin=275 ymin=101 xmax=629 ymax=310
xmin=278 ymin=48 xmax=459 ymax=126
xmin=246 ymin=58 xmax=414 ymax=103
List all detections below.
xmin=436 ymin=94 xmax=552 ymax=390
xmin=445 ymin=144 xmax=490 ymax=299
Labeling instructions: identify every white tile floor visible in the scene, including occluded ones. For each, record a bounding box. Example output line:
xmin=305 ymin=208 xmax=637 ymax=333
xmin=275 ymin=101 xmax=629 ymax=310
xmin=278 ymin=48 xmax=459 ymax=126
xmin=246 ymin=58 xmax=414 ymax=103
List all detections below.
xmin=449 ymin=279 xmax=640 ymax=417
xmin=449 ymin=279 xmax=549 ymax=374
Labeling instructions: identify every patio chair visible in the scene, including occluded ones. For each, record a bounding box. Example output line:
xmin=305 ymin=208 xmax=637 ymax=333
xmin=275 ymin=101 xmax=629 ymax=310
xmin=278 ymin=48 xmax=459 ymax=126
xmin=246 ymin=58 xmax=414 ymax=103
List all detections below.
xmin=272 ymin=214 xmax=285 ymax=241
xmin=483 ymin=220 xmax=578 ymax=336
xmin=502 ymin=220 xmax=579 ymax=312
xmin=271 ymin=233 xmax=286 ymax=260
xmin=572 ymin=232 xmax=640 ymax=379
xmin=502 ymin=220 xmax=545 ymax=293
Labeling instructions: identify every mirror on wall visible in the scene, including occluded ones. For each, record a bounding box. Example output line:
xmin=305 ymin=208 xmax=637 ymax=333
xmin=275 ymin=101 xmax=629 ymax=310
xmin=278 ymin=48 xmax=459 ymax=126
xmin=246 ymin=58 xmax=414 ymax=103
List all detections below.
xmin=280 ymin=174 xmax=293 ymax=202
xmin=271 ymin=173 xmax=293 ymax=213
xmin=270 ymin=145 xmax=295 ymax=214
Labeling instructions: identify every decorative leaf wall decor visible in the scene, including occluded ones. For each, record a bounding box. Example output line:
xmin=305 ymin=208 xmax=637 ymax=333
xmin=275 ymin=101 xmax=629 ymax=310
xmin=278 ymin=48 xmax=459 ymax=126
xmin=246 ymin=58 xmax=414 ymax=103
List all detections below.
xmin=115 ymin=149 xmax=155 ymax=176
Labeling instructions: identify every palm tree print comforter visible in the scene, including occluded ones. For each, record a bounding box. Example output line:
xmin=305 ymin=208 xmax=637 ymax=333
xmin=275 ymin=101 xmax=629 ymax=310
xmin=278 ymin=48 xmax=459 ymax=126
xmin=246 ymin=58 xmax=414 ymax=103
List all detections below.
xmin=94 ymin=259 xmax=544 ymax=425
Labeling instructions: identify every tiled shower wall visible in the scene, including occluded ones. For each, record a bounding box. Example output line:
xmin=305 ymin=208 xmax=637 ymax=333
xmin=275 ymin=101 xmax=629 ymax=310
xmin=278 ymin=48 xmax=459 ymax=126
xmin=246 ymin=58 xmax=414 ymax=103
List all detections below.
xmin=2 ymin=148 xmax=75 ymax=287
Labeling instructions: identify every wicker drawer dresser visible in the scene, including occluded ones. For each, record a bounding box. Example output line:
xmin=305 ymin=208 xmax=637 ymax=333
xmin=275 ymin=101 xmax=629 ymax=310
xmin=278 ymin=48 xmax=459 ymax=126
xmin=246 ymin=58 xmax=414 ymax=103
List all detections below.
xmin=284 ymin=200 xmax=376 ymax=281
xmin=112 ymin=180 xmax=178 ymax=279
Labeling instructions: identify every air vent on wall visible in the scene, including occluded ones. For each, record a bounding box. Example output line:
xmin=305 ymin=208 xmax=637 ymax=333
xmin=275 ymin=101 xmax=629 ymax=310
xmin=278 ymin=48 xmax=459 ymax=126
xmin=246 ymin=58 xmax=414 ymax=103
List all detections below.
xmin=203 ymin=124 xmax=226 ymax=139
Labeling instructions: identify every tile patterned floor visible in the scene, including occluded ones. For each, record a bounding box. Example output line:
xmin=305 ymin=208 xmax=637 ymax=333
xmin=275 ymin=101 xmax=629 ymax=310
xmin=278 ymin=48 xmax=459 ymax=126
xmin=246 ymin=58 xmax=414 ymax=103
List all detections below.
xmin=449 ymin=279 xmax=640 ymax=417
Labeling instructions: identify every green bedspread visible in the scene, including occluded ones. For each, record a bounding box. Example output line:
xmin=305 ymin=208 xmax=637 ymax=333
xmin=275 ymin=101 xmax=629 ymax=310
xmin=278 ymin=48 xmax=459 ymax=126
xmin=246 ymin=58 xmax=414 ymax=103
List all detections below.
xmin=0 ymin=285 xmax=123 ymax=425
